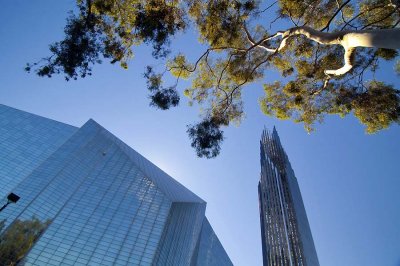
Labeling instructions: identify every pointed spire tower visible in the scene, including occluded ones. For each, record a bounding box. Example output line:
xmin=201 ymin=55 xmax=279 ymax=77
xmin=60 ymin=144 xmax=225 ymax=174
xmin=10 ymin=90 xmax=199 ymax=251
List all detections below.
xmin=258 ymin=127 xmax=319 ymax=266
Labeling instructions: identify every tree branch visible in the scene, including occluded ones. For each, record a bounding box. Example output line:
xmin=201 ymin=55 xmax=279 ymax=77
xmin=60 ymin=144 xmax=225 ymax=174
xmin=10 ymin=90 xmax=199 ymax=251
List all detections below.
xmin=325 ymin=47 xmax=355 ymax=75
xmin=243 ymin=24 xmax=277 ymax=52
xmin=361 ymin=10 xmax=396 ymax=30
xmin=320 ymin=0 xmax=351 ymax=32
xmin=340 ymin=4 xmax=388 ymax=30
xmin=273 ymin=26 xmax=399 ymax=75
xmin=252 ymin=1 xmax=277 ymax=16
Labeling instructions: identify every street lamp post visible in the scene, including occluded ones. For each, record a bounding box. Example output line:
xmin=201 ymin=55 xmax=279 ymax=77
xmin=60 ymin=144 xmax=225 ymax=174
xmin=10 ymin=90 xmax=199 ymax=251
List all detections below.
xmin=0 ymin=193 xmax=20 ymax=212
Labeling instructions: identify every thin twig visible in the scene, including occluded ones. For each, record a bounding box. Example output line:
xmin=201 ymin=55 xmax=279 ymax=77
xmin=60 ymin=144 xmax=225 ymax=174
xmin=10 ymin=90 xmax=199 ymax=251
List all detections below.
xmin=252 ymin=1 xmax=277 ymax=16
xmin=361 ymin=10 xmax=396 ymax=29
xmin=335 ymin=0 xmax=357 ymax=30
xmin=320 ymin=0 xmax=351 ymax=32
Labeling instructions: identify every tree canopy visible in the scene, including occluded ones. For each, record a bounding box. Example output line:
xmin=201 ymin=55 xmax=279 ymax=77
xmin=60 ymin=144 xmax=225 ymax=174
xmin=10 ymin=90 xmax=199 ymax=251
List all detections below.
xmin=0 ymin=218 xmax=50 ymax=265
xmin=27 ymin=0 xmax=400 ymax=158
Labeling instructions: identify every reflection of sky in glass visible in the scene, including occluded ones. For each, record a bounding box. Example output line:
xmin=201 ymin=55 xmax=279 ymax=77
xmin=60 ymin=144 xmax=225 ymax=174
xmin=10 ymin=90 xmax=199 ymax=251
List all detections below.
xmin=0 ymin=2 xmax=399 ymax=265
xmin=0 ymin=115 xmax=232 ymax=265
xmin=0 ymin=105 xmax=76 ymax=199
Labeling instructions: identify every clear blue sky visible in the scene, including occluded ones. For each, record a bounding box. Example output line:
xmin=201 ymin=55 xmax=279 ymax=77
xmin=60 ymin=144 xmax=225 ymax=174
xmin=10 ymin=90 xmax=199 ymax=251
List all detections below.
xmin=1 ymin=1 xmax=400 ymax=265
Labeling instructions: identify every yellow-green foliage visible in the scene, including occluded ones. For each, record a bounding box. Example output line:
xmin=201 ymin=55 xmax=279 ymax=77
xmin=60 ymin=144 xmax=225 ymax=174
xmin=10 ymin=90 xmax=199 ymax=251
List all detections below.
xmin=189 ymin=0 xmax=251 ymax=49
xmin=295 ymin=61 xmax=315 ymax=78
xmin=341 ymin=4 xmax=354 ymax=20
xmin=375 ymin=49 xmax=398 ymax=61
xmin=0 ymin=218 xmax=51 ymax=265
xmin=167 ymin=54 xmax=193 ymax=79
xmin=279 ymin=0 xmax=338 ymax=29
xmin=94 ymin=0 xmax=400 ymax=134
xmin=272 ymin=56 xmax=293 ymax=76
xmin=260 ymin=82 xmax=291 ymax=120
xmin=36 ymin=0 xmax=400 ymax=139
xmin=292 ymin=38 xmax=314 ymax=58
xmin=352 ymin=81 xmax=400 ymax=133
xmin=359 ymin=0 xmax=397 ymax=28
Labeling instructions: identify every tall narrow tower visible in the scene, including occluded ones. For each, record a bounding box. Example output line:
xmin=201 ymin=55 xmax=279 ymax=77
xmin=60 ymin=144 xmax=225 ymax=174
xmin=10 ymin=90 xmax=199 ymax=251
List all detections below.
xmin=258 ymin=127 xmax=319 ymax=266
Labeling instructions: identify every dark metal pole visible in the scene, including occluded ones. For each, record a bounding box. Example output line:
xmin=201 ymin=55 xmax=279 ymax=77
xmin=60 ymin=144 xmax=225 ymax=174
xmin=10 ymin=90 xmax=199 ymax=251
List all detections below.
xmin=0 ymin=201 xmax=10 ymax=212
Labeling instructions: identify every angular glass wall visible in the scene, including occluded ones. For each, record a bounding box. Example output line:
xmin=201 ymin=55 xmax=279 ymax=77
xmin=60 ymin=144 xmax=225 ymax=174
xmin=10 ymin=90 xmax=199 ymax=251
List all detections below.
xmin=0 ymin=104 xmax=77 ymax=198
xmin=0 ymin=105 xmax=232 ymax=265
xmin=191 ymin=218 xmax=233 ymax=266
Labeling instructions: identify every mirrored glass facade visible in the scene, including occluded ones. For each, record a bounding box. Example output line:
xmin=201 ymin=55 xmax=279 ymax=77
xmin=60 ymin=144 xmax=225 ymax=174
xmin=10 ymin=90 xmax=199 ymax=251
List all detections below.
xmin=0 ymin=104 xmax=232 ymax=266
xmin=258 ymin=128 xmax=319 ymax=266
xmin=0 ymin=104 xmax=77 ymax=199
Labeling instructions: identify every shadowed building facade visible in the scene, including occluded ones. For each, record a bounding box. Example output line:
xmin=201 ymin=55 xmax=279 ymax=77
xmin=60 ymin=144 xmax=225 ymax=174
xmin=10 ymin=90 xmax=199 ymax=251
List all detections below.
xmin=0 ymin=104 xmax=232 ymax=266
xmin=258 ymin=128 xmax=319 ymax=266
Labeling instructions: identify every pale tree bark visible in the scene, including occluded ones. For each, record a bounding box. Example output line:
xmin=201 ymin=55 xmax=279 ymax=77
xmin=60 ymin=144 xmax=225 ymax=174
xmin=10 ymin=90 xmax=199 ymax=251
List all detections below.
xmin=251 ymin=26 xmax=400 ymax=76
xmin=389 ymin=0 xmax=400 ymax=9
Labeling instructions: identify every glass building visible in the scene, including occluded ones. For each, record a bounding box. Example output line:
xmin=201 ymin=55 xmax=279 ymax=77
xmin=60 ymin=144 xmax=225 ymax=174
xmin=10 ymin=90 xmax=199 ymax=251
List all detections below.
xmin=0 ymin=104 xmax=232 ymax=266
xmin=258 ymin=127 xmax=319 ymax=266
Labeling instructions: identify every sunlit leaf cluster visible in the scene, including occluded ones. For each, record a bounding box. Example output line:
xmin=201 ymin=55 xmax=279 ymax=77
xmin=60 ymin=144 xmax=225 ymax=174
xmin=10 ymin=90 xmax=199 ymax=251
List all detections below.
xmin=0 ymin=218 xmax=51 ymax=264
xmin=28 ymin=0 xmax=187 ymax=80
xmin=30 ymin=0 xmax=400 ymax=157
